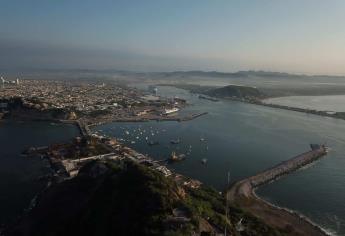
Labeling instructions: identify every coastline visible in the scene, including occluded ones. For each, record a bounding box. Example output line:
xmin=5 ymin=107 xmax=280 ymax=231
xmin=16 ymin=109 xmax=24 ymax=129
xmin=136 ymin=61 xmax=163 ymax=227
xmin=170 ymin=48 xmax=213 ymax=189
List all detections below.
xmin=1 ymin=91 xmax=337 ymax=235
xmin=253 ymin=191 xmax=334 ymax=236
xmin=161 ymin=83 xmax=345 ymax=122
xmin=228 ymin=147 xmax=330 ymax=236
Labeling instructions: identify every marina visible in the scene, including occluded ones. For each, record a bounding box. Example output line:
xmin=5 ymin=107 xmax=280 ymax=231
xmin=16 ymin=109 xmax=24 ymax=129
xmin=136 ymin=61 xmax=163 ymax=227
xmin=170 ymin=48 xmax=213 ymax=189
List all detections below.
xmin=2 ymin=85 xmax=345 ymax=235
xmin=93 ymin=85 xmax=345 ymax=235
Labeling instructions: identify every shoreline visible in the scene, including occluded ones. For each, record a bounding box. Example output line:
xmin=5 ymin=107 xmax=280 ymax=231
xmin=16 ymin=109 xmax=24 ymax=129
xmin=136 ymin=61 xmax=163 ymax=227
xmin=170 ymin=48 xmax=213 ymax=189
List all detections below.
xmin=252 ymin=190 xmax=334 ymax=236
xmin=228 ymin=147 xmax=330 ymax=236
xmin=1 ymin=91 xmax=336 ymax=235
xmin=160 ymin=83 xmax=345 ymax=122
xmin=217 ymin=95 xmax=345 ymax=123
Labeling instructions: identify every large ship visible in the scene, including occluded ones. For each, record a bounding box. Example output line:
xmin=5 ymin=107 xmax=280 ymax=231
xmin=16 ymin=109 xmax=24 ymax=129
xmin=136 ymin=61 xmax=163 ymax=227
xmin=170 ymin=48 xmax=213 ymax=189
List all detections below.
xmin=163 ymin=107 xmax=179 ymax=115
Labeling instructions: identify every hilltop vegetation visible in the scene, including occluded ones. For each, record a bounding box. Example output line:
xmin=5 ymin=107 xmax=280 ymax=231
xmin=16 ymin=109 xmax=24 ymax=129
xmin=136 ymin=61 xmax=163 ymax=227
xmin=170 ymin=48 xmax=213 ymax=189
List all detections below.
xmin=7 ymin=160 xmax=284 ymax=236
xmin=160 ymin=83 xmax=266 ymax=100
xmin=205 ymin=85 xmax=265 ymax=99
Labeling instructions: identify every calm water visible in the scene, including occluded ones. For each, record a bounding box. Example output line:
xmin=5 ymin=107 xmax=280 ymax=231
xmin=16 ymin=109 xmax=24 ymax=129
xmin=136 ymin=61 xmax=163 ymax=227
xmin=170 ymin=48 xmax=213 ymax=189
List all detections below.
xmin=95 ymin=86 xmax=345 ymax=235
xmin=264 ymin=95 xmax=345 ymax=112
xmin=0 ymin=121 xmax=79 ymax=227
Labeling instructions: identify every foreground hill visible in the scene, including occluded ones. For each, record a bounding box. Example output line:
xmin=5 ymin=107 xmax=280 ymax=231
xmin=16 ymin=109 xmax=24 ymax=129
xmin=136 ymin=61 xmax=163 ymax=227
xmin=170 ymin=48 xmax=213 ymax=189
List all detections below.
xmin=7 ymin=160 xmax=284 ymax=236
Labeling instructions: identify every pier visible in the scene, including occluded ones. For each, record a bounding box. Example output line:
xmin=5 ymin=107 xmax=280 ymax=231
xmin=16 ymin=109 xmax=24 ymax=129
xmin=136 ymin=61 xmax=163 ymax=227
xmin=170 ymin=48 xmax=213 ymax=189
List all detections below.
xmin=249 ymin=145 xmax=327 ymax=190
xmin=230 ymin=145 xmax=328 ymax=197
xmin=76 ymin=120 xmax=92 ymax=137
xmin=227 ymin=145 xmax=329 ymax=236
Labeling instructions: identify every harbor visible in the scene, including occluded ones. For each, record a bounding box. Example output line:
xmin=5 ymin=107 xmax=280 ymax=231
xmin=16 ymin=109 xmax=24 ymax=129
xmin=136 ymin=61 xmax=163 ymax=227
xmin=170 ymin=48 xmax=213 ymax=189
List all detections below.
xmin=2 ymin=85 xmax=345 ymax=235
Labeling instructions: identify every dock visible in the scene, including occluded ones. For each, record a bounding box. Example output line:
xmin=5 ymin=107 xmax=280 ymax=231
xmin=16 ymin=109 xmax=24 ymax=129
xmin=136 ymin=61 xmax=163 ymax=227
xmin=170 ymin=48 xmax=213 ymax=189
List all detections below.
xmin=76 ymin=119 xmax=92 ymax=137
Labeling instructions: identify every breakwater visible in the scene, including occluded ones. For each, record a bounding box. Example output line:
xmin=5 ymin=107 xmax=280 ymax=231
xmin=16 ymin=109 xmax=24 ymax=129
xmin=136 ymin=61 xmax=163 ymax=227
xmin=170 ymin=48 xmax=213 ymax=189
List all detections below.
xmin=228 ymin=146 xmax=329 ymax=236
xmin=249 ymin=145 xmax=327 ymax=189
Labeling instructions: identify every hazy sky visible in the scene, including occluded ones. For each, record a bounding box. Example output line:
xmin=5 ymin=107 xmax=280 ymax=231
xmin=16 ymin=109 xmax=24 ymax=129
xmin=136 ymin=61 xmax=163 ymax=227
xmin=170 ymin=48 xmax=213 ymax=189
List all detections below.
xmin=1 ymin=0 xmax=345 ymax=74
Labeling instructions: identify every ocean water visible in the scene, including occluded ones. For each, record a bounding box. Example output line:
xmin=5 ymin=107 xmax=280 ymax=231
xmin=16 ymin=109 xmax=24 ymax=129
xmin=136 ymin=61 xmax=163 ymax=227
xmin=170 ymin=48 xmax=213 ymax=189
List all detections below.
xmin=264 ymin=95 xmax=345 ymax=112
xmin=0 ymin=121 xmax=79 ymax=226
xmin=94 ymin=86 xmax=345 ymax=235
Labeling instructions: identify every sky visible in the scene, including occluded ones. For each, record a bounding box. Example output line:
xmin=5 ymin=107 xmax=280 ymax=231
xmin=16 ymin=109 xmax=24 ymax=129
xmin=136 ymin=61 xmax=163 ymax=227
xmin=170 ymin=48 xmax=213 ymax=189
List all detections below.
xmin=1 ymin=0 xmax=345 ymax=75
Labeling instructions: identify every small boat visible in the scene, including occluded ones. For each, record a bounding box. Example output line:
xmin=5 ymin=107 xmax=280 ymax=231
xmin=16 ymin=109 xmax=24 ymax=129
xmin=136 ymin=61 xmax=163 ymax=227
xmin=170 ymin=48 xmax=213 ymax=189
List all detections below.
xmin=200 ymin=138 xmax=206 ymax=142
xmin=170 ymin=139 xmax=180 ymax=144
xmin=201 ymin=158 xmax=208 ymax=164
xmin=148 ymin=141 xmax=159 ymax=146
xmin=169 ymin=152 xmax=186 ymax=162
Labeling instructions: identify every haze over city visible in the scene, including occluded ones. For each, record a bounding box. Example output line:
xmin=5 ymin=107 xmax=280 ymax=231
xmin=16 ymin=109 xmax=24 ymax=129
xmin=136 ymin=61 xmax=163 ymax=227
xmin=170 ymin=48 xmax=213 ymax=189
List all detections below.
xmin=1 ymin=0 xmax=345 ymax=75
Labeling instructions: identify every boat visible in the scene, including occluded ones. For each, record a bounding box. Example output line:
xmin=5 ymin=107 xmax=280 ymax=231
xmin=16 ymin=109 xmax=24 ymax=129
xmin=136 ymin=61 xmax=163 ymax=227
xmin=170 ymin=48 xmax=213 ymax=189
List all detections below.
xmin=170 ymin=139 xmax=180 ymax=144
xmin=163 ymin=107 xmax=179 ymax=115
xmin=198 ymin=94 xmax=219 ymax=102
xmin=201 ymin=158 xmax=208 ymax=164
xmin=148 ymin=141 xmax=159 ymax=146
xmin=169 ymin=152 xmax=186 ymax=162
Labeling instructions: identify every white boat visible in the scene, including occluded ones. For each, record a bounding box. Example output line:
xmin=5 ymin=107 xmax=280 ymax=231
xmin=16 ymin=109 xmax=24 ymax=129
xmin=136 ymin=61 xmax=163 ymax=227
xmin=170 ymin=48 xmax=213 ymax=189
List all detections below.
xmin=163 ymin=107 xmax=179 ymax=115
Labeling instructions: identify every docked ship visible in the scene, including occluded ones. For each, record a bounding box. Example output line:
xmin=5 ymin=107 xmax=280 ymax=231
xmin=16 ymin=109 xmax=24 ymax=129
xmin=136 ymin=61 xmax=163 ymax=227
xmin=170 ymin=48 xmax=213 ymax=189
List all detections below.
xmin=163 ymin=107 xmax=179 ymax=115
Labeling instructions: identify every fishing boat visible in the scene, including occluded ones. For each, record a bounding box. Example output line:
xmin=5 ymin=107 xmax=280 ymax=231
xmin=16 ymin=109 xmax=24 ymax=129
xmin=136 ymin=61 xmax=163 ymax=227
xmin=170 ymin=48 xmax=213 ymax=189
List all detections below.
xmin=148 ymin=141 xmax=159 ymax=146
xmin=170 ymin=139 xmax=180 ymax=144
xmin=169 ymin=152 xmax=186 ymax=162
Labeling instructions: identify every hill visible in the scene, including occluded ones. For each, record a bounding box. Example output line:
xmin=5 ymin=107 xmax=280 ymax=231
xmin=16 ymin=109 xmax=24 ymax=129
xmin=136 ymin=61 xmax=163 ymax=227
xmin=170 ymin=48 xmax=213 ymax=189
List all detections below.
xmin=206 ymin=85 xmax=265 ymax=99
xmin=6 ymin=160 xmax=284 ymax=236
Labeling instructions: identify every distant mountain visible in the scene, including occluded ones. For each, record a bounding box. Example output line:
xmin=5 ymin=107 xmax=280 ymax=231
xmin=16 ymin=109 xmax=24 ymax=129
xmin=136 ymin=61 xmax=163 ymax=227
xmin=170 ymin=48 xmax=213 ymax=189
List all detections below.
xmin=155 ymin=70 xmax=345 ymax=80
xmin=155 ymin=70 xmax=303 ymax=79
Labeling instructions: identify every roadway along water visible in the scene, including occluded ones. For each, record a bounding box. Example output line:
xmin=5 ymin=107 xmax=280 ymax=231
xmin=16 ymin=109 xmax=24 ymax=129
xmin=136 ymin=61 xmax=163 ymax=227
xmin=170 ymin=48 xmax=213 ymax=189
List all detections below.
xmin=95 ymin=86 xmax=345 ymax=235
xmin=0 ymin=121 xmax=79 ymax=227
